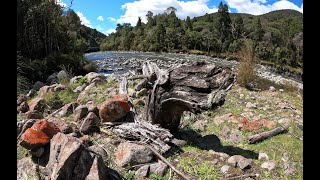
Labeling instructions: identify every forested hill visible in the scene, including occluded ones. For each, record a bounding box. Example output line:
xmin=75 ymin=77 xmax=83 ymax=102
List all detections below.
xmin=79 ymin=25 xmax=106 ymax=52
xmin=101 ymin=5 xmax=303 ymax=72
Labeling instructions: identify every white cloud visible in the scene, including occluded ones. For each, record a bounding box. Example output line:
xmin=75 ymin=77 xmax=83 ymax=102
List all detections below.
xmin=225 ymin=0 xmax=303 ymax=15
xmin=56 ymin=0 xmax=67 ymax=8
xmin=118 ymin=0 xmax=218 ymax=26
xmin=97 ymin=16 xmax=104 ymax=21
xmin=104 ymin=29 xmax=116 ymax=35
xmin=107 ymin=17 xmax=117 ymax=22
xmin=76 ymin=12 xmax=93 ymax=28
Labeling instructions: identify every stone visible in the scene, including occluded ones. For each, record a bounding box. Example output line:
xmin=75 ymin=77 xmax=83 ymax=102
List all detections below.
xmin=70 ymin=75 xmax=84 ymax=84
xmin=85 ymin=72 xmax=106 ymax=84
xmin=221 ymin=165 xmax=230 ymax=174
xmin=279 ymin=89 xmax=284 ymax=92
xmin=135 ymin=161 xmax=168 ymax=178
xmin=57 ymin=70 xmax=68 ymax=81
xmin=258 ymin=152 xmax=269 ymax=161
xmin=115 ymin=142 xmax=153 ymax=167
xmin=238 ymin=158 xmax=253 ymax=170
xmin=32 ymin=119 xmax=60 ymax=138
xmin=47 ymin=133 xmax=90 ymax=180
xmin=221 ymin=125 xmax=231 ymax=138
xmin=282 ymin=152 xmax=290 ymax=162
xmin=17 ymin=95 xmax=27 ymax=105
xmin=99 ymin=95 xmax=131 ymax=122
xmin=74 ymin=83 xmax=88 ymax=93
xmin=57 ymin=102 xmax=78 ymax=117
xmin=261 ymin=161 xmax=276 ymax=171
xmin=74 ymin=105 xmax=88 ymax=121
xmin=30 ymin=147 xmax=45 ymax=157
xmin=28 ymin=98 xmax=45 ymax=113
xmin=17 ymin=101 xmax=29 ymax=113
xmin=269 ymin=86 xmax=276 ymax=92
xmin=193 ymin=119 xmax=208 ymax=131
xmin=17 ymin=157 xmax=38 ymax=180
xmin=46 ymin=72 xmax=58 ymax=84
xmin=283 ymin=162 xmax=296 ymax=175
xmin=53 ymin=84 xmax=66 ymax=92
xmin=26 ymin=111 xmax=43 ymax=119
xmin=136 ymin=88 xmax=147 ymax=97
xmin=170 ymin=138 xmax=187 ymax=147
xmin=87 ymin=101 xmax=99 ymax=117
xmin=208 ymin=150 xmax=230 ymax=159
xmin=20 ymin=128 xmax=50 ymax=150
xmin=33 ymin=81 xmax=45 ymax=91
xmin=47 ymin=118 xmax=73 ymax=134
xmin=229 ymin=130 xmax=244 ymax=143
xmin=227 ymin=155 xmax=245 ymax=167
xmin=246 ymin=102 xmax=257 ymax=109
xmin=85 ymin=156 xmax=109 ymax=180
xmin=88 ymin=145 xmax=108 ymax=160
xmin=80 ymin=112 xmax=100 ymax=134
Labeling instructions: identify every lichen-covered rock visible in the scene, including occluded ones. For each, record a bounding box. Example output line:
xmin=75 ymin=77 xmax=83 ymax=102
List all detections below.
xmin=80 ymin=112 xmax=100 ymax=134
xmin=20 ymin=128 xmax=50 ymax=150
xmin=99 ymin=95 xmax=131 ymax=122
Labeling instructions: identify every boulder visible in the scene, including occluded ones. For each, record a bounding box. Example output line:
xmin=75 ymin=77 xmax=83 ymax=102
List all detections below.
xmin=80 ymin=112 xmax=100 ymax=134
xmin=227 ymin=155 xmax=246 ymax=167
xmin=33 ymin=81 xmax=45 ymax=91
xmin=261 ymin=161 xmax=276 ymax=171
xmin=85 ymin=72 xmax=106 ymax=84
xmin=26 ymin=111 xmax=43 ymax=119
xmin=47 ymin=118 xmax=73 ymax=134
xmin=28 ymin=98 xmax=45 ymax=113
xmin=99 ymin=95 xmax=131 ymax=122
xmin=221 ymin=165 xmax=231 ymax=174
xmin=56 ymin=102 xmax=78 ymax=117
xmin=258 ymin=152 xmax=269 ymax=161
xmin=74 ymin=105 xmax=89 ymax=121
xmin=87 ymin=101 xmax=99 ymax=117
xmin=20 ymin=128 xmax=50 ymax=150
xmin=31 ymin=119 xmax=60 ymax=138
xmin=238 ymin=158 xmax=253 ymax=170
xmin=135 ymin=161 xmax=168 ymax=178
xmin=85 ymin=156 xmax=109 ymax=180
xmin=57 ymin=70 xmax=68 ymax=82
xmin=115 ymin=142 xmax=153 ymax=167
xmin=17 ymin=157 xmax=38 ymax=180
xmin=70 ymin=75 xmax=84 ymax=84
xmin=46 ymin=72 xmax=58 ymax=84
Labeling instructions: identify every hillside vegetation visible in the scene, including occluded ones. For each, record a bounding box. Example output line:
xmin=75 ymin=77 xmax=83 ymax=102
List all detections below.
xmin=101 ymin=3 xmax=303 ymax=73
xmin=17 ymin=0 xmax=105 ymax=93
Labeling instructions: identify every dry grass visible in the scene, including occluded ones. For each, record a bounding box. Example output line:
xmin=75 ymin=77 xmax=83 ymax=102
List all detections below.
xmin=237 ymin=42 xmax=256 ymax=87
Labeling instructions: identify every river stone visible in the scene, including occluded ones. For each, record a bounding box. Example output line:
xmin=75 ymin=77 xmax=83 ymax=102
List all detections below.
xmin=261 ymin=161 xmax=276 ymax=171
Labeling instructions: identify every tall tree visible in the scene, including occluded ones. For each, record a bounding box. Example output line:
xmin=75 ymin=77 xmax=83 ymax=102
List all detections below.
xmin=136 ymin=17 xmax=142 ymax=27
xmin=156 ymin=24 xmax=166 ymax=51
xmin=253 ymin=18 xmax=264 ymax=41
xmin=216 ymin=2 xmax=232 ymax=50
xmin=185 ymin=16 xmax=193 ymax=31
xmin=233 ymin=15 xmax=244 ymax=39
xmin=146 ymin=11 xmax=156 ymax=27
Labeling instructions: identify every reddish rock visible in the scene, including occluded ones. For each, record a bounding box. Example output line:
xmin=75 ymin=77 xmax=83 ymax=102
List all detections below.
xmin=20 ymin=128 xmax=50 ymax=150
xmin=99 ymin=95 xmax=131 ymax=122
xmin=28 ymin=98 xmax=45 ymax=113
xmin=32 ymin=119 xmax=60 ymax=138
xmin=47 ymin=118 xmax=73 ymax=134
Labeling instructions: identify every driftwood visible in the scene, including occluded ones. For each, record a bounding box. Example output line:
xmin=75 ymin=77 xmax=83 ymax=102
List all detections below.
xmin=110 ymin=119 xmax=173 ymax=154
xmin=138 ymin=142 xmax=191 ymax=180
xmin=145 ymin=61 xmax=236 ymax=129
xmin=119 ymin=77 xmax=128 ymax=95
xmin=248 ymin=125 xmax=289 ymax=144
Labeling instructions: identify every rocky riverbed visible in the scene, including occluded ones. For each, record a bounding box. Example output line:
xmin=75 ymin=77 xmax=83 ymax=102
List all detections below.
xmin=85 ymin=51 xmax=303 ymax=90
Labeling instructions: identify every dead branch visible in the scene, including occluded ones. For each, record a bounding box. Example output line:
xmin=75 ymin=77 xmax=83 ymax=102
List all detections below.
xmin=138 ymin=142 xmax=191 ymax=180
xmin=248 ymin=125 xmax=289 ymax=144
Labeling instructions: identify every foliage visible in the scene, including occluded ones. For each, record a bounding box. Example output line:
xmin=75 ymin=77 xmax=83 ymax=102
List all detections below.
xmin=100 ymin=3 xmax=302 ymax=71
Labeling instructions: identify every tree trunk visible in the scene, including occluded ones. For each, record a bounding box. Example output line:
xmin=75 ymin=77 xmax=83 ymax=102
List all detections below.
xmin=146 ymin=61 xmax=236 ymax=130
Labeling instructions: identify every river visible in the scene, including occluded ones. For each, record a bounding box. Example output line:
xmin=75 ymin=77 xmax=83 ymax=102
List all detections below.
xmin=84 ymin=51 xmax=303 ymax=90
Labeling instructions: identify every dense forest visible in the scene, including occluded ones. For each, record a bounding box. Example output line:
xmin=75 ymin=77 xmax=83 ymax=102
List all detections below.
xmin=17 ymin=0 xmax=105 ymax=93
xmin=101 ymin=2 xmax=303 ymax=72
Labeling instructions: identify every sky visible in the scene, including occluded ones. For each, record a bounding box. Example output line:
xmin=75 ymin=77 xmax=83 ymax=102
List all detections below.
xmin=57 ymin=0 xmax=303 ymax=36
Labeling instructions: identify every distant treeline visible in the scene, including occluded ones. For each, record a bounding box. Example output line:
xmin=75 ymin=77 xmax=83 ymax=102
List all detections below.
xmin=17 ymin=0 xmax=105 ymax=92
xmin=101 ymin=2 xmax=303 ymax=70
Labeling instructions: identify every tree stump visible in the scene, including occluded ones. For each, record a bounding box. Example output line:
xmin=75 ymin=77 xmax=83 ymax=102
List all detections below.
xmin=146 ymin=61 xmax=236 ymax=130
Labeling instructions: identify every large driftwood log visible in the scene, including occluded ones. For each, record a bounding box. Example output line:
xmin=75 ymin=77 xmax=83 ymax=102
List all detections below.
xmin=248 ymin=125 xmax=289 ymax=144
xmin=147 ymin=61 xmax=236 ymax=129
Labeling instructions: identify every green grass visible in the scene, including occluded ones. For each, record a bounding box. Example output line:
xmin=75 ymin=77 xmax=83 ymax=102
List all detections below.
xmin=17 ymin=144 xmax=29 ymax=160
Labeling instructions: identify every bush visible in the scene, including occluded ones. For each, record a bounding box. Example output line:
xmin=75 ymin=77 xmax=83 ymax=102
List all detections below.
xmin=237 ymin=41 xmax=256 ymax=87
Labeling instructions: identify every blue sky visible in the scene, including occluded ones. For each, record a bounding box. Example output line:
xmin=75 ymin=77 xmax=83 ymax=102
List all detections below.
xmin=57 ymin=0 xmax=303 ymax=35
